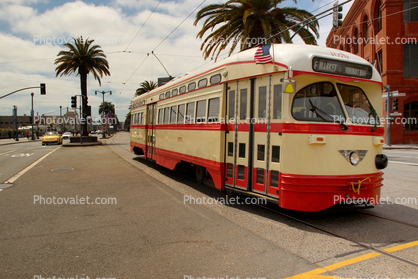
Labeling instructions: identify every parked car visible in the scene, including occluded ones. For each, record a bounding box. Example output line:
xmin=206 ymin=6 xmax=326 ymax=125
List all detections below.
xmin=42 ymin=131 xmax=62 ymax=145
xmin=62 ymin=132 xmax=72 ymax=140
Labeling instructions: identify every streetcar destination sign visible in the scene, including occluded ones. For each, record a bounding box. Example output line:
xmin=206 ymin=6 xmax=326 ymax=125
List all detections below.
xmin=312 ymin=57 xmax=373 ymax=79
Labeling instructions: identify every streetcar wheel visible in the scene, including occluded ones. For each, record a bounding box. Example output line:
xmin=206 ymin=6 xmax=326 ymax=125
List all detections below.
xmin=195 ymin=165 xmax=204 ymax=183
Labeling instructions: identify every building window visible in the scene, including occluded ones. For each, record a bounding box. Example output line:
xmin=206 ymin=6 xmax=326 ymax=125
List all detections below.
xmin=404 ymin=43 xmax=418 ymax=78
xmin=376 ymin=50 xmax=383 ymax=74
xmin=404 ymin=102 xmax=418 ymax=131
xmin=376 ymin=1 xmax=382 ymax=33
xmin=353 ymin=27 xmax=359 ymax=54
xmin=404 ymin=0 xmax=418 ymax=22
xmin=363 ymin=16 xmax=369 ymax=45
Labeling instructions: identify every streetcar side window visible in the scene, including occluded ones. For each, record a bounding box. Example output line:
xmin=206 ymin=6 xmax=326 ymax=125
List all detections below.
xmin=257 ymin=145 xmax=265 ymax=161
xmin=196 ymin=100 xmax=207 ymax=123
xmin=186 ymin=102 xmax=195 ymax=123
xmin=159 ymin=93 xmax=164 ymax=100
xmin=229 ymin=90 xmax=235 ymax=120
xmin=178 ymin=104 xmax=185 ymax=123
xmin=292 ymin=82 xmax=345 ymax=122
xmin=227 ymin=163 xmax=233 ymax=177
xmin=158 ymin=109 xmax=163 ymax=124
xmin=258 ymin=86 xmax=267 ymax=119
xmin=257 ymin=168 xmax=264 ymax=185
xmin=188 ymin=82 xmax=196 ymax=91
xmin=273 ymin=84 xmax=282 ymax=119
xmin=237 ymin=165 xmax=245 ymax=180
xmin=131 ymin=114 xmax=134 ymax=125
xmin=170 ymin=106 xmax=177 ymax=123
xmin=165 ymin=91 xmax=170 ymax=99
xmin=228 ymin=142 xmax=233 ymax=156
xmin=270 ymin=171 xmax=279 ymax=187
xmin=208 ymin=97 xmax=220 ymax=122
xmin=164 ymin=107 xmax=170 ymax=124
xmin=198 ymin=78 xmax=208 ymax=88
xmin=172 ymin=89 xmax=178 ymax=96
xmin=179 ymin=86 xmax=186 ymax=94
xmin=239 ymin=143 xmax=246 ymax=158
xmin=240 ymin=89 xmax=248 ymax=120
xmin=272 ymin=146 xmax=280 ymax=163
xmin=210 ymin=74 xmax=221 ymax=85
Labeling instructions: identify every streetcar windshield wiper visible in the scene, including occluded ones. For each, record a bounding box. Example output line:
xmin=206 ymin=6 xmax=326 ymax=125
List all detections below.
xmin=369 ymin=106 xmax=378 ymax=132
xmin=309 ymin=99 xmax=348 ymax=130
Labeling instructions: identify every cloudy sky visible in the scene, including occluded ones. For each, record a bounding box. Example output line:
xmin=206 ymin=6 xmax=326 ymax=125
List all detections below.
xmin=0 ymin=0 xmax=353 ymax=123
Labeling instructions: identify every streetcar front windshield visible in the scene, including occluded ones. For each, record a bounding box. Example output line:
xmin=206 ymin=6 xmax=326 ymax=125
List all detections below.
xmin=292 ymin=82 xmax=345 ymax=123
xmin=337 ymin=83 xmax=380 ymax=125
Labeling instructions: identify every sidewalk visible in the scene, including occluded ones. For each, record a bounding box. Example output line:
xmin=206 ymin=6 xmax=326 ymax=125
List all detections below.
xmin=383 ymin=144 xmax=418 ymax=150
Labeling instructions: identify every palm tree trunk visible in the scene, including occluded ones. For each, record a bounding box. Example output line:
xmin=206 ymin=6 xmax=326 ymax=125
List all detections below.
xmin=79 ymin=67 xmax=89 ymax=136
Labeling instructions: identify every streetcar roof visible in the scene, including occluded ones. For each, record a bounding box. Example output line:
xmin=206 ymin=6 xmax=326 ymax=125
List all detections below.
xmin=132 ymin=44 xmax=381 ymax=103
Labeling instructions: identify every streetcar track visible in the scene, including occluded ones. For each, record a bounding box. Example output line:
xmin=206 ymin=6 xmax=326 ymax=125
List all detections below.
xmin=116 ymin=134 xmax=418 ymax=269
xmin=258 ymin=204 xmax=418 ymax=268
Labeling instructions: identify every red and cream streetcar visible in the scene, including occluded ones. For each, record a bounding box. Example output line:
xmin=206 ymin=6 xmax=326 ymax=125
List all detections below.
xmin=130 ymin=44 xmax=388 ymax=212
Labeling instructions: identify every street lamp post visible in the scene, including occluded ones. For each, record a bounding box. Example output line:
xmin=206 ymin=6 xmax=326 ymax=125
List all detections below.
xmin=95 ymin=90 xmax=112 ymax=139
xmin=13 ymin=105 xmax=19 ymax=141
xmin=60 ymin=106 xmax=62 ymax=133
xmin=31 ymin=92 xmax=35 ymax=140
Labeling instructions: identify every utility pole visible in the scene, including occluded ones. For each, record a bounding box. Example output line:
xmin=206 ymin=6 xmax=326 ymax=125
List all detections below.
xmin=31 ymin=93 xmax=35 ymax=140
xmin=13 ymin=105 xmax=19 ymax=141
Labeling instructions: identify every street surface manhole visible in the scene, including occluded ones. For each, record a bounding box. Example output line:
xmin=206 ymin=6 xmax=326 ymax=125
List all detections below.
xmin=51 ymin=168 xmax=75 ymax=172
xmin=0 ymin=184 xmax=13 ymax=189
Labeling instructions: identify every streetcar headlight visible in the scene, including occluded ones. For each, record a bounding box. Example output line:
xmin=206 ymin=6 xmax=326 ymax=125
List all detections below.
xmin=350 ymin=151 xmax=360 ymax=165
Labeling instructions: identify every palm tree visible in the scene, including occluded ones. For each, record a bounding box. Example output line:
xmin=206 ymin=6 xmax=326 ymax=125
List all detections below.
xmin=99 ymin=101 xmax=115 ymax=116
xmin=194 ymin=0 xmax=319 ymax=61
xmin=135 ymin=80 xmax=157 ymax=96
xmin=55 ymin=36 xmax=110 ymax=136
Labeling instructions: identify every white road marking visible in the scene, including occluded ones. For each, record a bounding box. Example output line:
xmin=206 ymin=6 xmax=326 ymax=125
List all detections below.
xmin=0 ymin=149 xmax=17 ymax=156
xmin=4 ymin=147 xmax=60 ymax=184
xmin=11 ymin=153 xmax=34 ymax=157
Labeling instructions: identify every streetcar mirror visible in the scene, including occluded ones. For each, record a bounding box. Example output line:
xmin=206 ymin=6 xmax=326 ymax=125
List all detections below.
xmin=283 ymin=79 xmax=296 ymax=93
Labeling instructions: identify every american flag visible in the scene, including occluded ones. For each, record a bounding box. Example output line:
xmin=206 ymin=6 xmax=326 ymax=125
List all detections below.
xmin=254 ymin=45 xmax=273 ymax=64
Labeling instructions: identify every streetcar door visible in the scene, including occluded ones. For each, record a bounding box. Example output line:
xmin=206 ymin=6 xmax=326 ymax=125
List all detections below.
xmin=251 ymin=75 xmax=282 ymax=198
xmin=146 ymin=103 xmax=157 ymax=161
xmin=224 ymin=79 xmax=252 ymax=191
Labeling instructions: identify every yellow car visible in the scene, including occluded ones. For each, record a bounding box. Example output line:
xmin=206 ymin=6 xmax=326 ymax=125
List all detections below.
xmin=42 ymin=131 xmax=62 ymax=145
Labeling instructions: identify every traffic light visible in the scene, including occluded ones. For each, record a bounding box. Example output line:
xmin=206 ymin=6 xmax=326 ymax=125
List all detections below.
xmin=40 ymin=83 xmax=46 ymax=95
xmin=392 ymin=98 xmax=399 ymax=111
xmin=71 ymin=96 xmax=77 ymax=108
xmin=333 ymin=2 xmax=343 ymax=28
xmin=82 ymin=96 xmax=88 ymax=107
